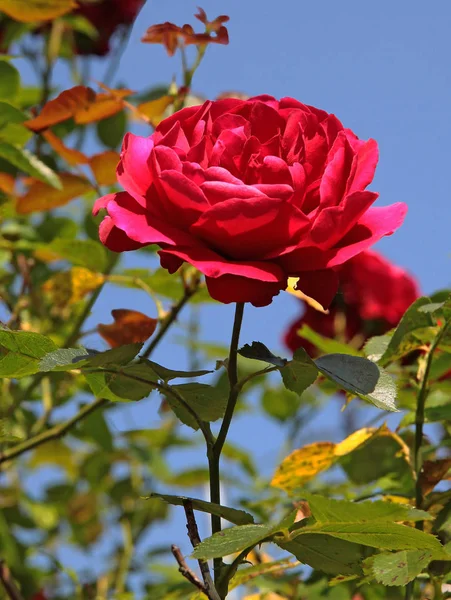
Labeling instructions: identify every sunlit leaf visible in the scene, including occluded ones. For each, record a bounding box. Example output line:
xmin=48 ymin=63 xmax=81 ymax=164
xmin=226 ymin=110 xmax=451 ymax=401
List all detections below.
xmin=90 ymin=150 xmax=120 ymax=186
xmin=137 ymin=95 xmax=173 ymax=126
xmin=24 ymin=85 xmax=133 ymax=132
xmin=315 ymin=354 xmax=398 ymax=411
xmin=0 ymin=0 xmax=76 ymax=22
xmin=98 ymin=309 xmax=157 ymax=348
xmin=0 ymin=142 xmax=61 ymax=188
xmin=38 ymin=238 xmax=108 ymax=271
xmin=16 ymin=173 xmax=92 ymax=214
xmin=42 ymin=129 xmax=89 ymax=166
xmin=0 ymin=61 xmax=19 ymax=100
xmin=297 ymin=324 xmax=362 ymax=357
xmin=368 ymin=550 xmax=433 ymax=586
xmin=43 ymin=267 xmax=104 ymax=308
xmin=0 ymin=328 xmax=57 ymax=378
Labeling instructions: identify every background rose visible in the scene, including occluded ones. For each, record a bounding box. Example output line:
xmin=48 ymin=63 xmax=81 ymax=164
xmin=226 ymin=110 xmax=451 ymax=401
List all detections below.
xmin=95 ymin=95 xmax=407 ymax=306
xmin=285 ymin=250 xmax=420 ymax=354
xmin=74 ymin=0 xmax=145 ymax=56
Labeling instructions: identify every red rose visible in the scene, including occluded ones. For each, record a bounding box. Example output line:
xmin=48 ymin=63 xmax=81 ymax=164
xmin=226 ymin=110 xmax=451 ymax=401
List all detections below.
xmin=285 ymin=250 xmax=420 ymax=353
xmin=74 ymin=0 xmax=145 ymax=56
xmin=94 ymin=96 xmax=407 ymax=307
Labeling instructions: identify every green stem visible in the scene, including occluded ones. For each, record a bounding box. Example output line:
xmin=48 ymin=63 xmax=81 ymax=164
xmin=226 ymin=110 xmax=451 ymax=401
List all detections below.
xmin=114 ymin=519 xmax=133 ymax=594
xmin=414 ymin=322 xmax=450 ymax=513
xmin=208 ymin=303 xmax=245 ymax=591
xmin=406 ymin=321 xmax=450 ymax=600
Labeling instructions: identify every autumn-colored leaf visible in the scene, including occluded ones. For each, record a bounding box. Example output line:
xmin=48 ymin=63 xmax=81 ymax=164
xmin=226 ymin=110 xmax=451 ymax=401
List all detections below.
xmin=419 ymin=459 xmax=451 ymax=496
xmin=98 ymin=309 xmax=158 ymax=348
xmin=137 ymin=95 xmax=173 ymax=127
xmin=142 ymin=19 xmax=229 ymax=56
xmin=0 ymin=0 xmax=76 ymax=23
xmin=42 ymin=130 xmax=88 ymax=166
xmin=16 ymin=173 xmax=92 ymax=214
xmin=90 ymin=150 xmax=120 ymax=186
xmin=272 ymin=442 xmax=336 ymax=491
xmin=0 ymin=171 xmax=15 ymax=194
xmin=43 ymin=268 xmax=105 ymax=308
xmin=24 ymin=86 xmax=133 ymax=132
xmin=271 ymin=426 xmax=403 ymax=493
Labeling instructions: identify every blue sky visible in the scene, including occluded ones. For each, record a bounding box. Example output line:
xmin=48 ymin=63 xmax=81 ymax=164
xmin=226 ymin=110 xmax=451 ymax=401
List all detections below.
xmin=18 ymin=0 xmax=451 ymax=593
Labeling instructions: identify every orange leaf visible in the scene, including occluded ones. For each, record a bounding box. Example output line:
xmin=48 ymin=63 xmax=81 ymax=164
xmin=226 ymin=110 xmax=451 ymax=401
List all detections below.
xmin=42 ymin=130 xmax=89 ymax=166
xmin=0 ymin=0 xmax=76 ymax=22
xmin=24 ymin=86 xmax=133 ymax=132
xmin=16 ymin=173 xmax=92 ymax=214
xmin=419 ymin=459 xmax=451 ymax=496
xmin=98 ymin=309 xmax=158 ymax=348
xmin=90 ymin=151 xmax=120 ymax=186
xmin=0 ymin=172 xmax=15 ymax=194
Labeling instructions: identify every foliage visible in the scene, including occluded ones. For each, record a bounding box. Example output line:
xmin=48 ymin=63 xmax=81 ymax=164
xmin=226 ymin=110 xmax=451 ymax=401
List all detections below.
xmin=0 ymin=3 xmax=449 ymax=600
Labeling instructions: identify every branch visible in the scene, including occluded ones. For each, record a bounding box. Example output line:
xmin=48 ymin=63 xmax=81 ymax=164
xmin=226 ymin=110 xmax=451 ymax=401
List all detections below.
xmin=0 ymin=398 xmax=108 ymax=466
xmin=0 ymin=561 xmax=25 ymax=600
xmin=171 ymin=545 xmax=207 ymax=594
xmin=141 ymin=279 xmax=200 ymax=359
xmin=183 ymin=501 xmax=221 ymax=600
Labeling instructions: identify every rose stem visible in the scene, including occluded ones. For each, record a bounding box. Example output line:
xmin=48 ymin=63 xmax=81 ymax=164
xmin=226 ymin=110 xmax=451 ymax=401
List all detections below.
xmin=208 ymin=302 xmax=245 ymax=587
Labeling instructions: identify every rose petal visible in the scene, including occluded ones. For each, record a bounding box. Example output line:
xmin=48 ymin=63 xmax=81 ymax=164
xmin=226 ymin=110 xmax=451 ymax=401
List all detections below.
xmin=191 ymin=196 xmax=310 ymax=260
xmin=99 ymin=216 xmax=145 ymax=252
xmin=205 ymin=273 xmax=283 ymax=307
xmin=117 ymin=133 xmax=154 ymax=203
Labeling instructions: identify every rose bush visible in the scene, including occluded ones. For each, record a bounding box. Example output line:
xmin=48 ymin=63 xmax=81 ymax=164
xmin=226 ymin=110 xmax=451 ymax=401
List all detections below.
xmin=94 ymin=96 xmax=407 ymax=306
xmin=285 ymin=250 xmax=420 ymax=353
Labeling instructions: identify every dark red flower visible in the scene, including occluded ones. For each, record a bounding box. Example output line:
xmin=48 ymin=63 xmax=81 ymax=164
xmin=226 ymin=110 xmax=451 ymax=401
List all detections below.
xmin=94 ymin=96 xmax=407 ymax=307
xmin=74 ymin=0 xmax=145 ymax=56
xmin=285 ymin=250 xmax=420 ymax=354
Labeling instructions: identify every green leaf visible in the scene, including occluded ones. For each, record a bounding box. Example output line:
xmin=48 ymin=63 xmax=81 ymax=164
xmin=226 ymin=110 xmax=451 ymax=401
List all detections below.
xmin=105 ymin=363 xmax=157 ymax=400
xmin=296 ymin=521 xmax=443 ymax=552
xmin=315 ymin=354 xmax=398 ymax=411
xmin=278 ymin=535 xmax=363 ymax=576
xmin=363 ymin=334 xmax=392 ymax=362
xmin=148 ymin=493 xmax=255 ymax=525
xmin=228 ymin=558 xmax=299 ymax=590
xmin=39 ymin=344 xmax=142 ymax=372
xmin=280 ymin=347 xmax=319 ymax=396
xmin=297 ymin=325 xmax=362 ymax=357
xmin=96 ymin=110 xmax=127 ymax=149
xmin=0 ymin=102 xmax=32 ymax=145
xmin=0 ymin=142 xmax=61 ymax=189
xmin=369 ymin=550 xmax=433 ymax=586
xmin=0 ymin=62 xmax=19 ymax=100
xmin=83 ymin=371 xmax=137 ymax=402
xmin=238 ymin=341 xmax=287 ymax=367
xmin=0 ymin=328 xmax=57 ymax=378
xmin=303 ymin=494 xmax=431 ymax=524
xmin=378 ymin=297 xmax=435 ymax=366
xmin=165 ymin=383 xmax=227 ymax=430
xmin=143 ymin=359 xmax=212 ymax=381
xmin=261 ymin=386 xmax=302 ymax=422
xmin=191 ymin=523 xmax=276 ymax=560
xmin=45 ymin=238 xmax=108 ymax=271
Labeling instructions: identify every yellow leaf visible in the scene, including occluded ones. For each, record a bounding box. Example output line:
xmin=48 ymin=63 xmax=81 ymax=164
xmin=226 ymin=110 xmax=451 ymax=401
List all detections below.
xmin=243 ymin=595 xmax=286 ymax=600
xmin=271 ymin=441 xmax=336 ymax=492
xmin=16 ymin=173 xmax=92 ymax=214
xmin=334 ymin=427 xmax=376 ymax=456
xmin=42 ymin=129 xmax=89 ymax=166
xmin=28 ymin=440 xmax=77 ymax=477
xmin=90 ymin=150 xmax=120 ymax=186
xmin=0 ymin=0 xmax=76 ymax=22
xmin=43 ymin=267 xmax=104 ymax=308
xmin=137 ymin=95 xmax=173 ymax=126
xmin=272 ymin=426 xmax=392 ymax=493
xmin=286 ymin=277 xmax=329 ymax=314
